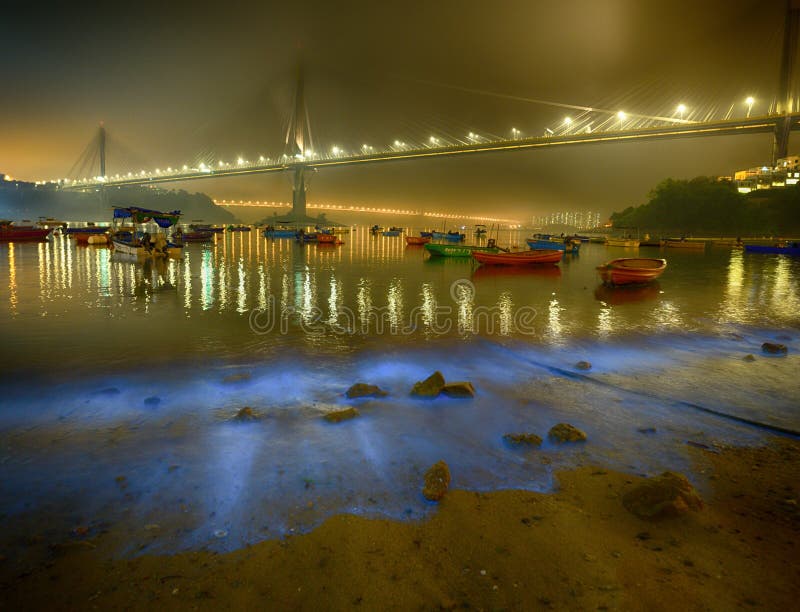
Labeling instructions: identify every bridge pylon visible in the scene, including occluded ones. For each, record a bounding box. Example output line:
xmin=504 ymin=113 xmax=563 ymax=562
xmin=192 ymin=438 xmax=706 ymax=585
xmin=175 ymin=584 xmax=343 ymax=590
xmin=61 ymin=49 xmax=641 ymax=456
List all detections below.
xmin=773 ymin=0 xmax=800 ymax=163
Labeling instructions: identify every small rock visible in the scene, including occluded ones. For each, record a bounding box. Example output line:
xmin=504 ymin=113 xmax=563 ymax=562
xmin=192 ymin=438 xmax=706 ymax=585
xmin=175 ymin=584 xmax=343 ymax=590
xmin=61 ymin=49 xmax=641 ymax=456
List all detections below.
xmin=345 ymin=383 xmax=388 ymax=399
xmin=233 ymin=406 xmax=259 ymax=421
xmin=323 ymin=407 xmax=360 ymax=423
xmin=223 ymin=372 xmax=251 ymax=383
xmin=761 ymin=342 xmax=788 ymax=355
xmin=575 ymin=361 xmax=592 ymax=371
xmin=423 ymin=460 xmax=451 ymax=501
xmin=411 ymin=371 xmax=446 ymax=398
xmin=623 ymin=471 xmax=703 ymax=520
xmin=143 ymin=396 xmax=161 ymax=407
xmin=213 ymin=529 xmax=228 ymax=538
xmin=548 ymin=423 xmax=587 ymax=443
xmin=503 ymin=433 xmax=543 ymax=446
xmin=637 ymin=427 xmax=657 ymax=435
xmin=743 ymin=354 xmax=756 ymax=362
xmin=441 ymin=381 xmax=475 ymax=398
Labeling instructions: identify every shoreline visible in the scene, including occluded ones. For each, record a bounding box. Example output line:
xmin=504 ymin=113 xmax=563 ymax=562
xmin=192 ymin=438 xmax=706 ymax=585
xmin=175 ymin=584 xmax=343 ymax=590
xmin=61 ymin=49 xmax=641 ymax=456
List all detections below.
xmin=2 ymin=437 xmax=798 ymax=610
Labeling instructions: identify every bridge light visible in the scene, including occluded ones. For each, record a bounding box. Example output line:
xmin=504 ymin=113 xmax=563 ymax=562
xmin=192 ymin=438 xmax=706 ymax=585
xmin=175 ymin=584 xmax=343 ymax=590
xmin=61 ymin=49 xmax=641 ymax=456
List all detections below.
xmin=259 ymin=155 xmax=265 ymax=162
xmin=219 ymin=161 xmax=225 ymax=167
xmin=237 ymin=158 xmax=245 ymax=165
xmin=332 ymin=146 xmax=340 ymax=155
xmin=745 ymin=96 xmax=755 ymax=117
xmin=616 ymin=111 xmax=626 ymax=121
xmin=182 ymin=165 xmax=188 ymax=170
xmin=676 ymin=103 xmax=686 ymax=120
xmin=563 ymin=117 xmax=572 ymax=125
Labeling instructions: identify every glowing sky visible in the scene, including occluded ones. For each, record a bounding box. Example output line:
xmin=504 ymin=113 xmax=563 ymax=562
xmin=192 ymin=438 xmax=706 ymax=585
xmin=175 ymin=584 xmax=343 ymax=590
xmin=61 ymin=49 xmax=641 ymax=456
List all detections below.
xmin=0 ymin=0 xmax=791 ymax=219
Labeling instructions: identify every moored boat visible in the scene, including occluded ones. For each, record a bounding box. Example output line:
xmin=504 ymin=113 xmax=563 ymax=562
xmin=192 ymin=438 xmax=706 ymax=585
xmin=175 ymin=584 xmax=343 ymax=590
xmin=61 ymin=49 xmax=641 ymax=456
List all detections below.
xmin=109 ymin=207 xmax=183 ymax=258
xmin=744 ymin=243 xmax=800 ymax=256
xmin=316 ymin=232 xmax=337 ymax=244
xmin=382 ymin=230 xmax=401 ymax=237
xmin=605 ymin=238 xmax=640 ymax=247
xmin=473 ymin=249 xmax=562 ymax=266
xmin=405 ymin=235 xmax=431 ymax=245
xmin=0 ymin=220 xmax=52 ymax=242
xmin=179 ymin=230 xmax=214 ymax=242
xmin=663 ymin=239 xmax=706 ymax=250
xmin=444 ymin=232 xmax=465 ymax=242
xmin=526 ymin=238 xmax=581 ymax=253
xmin=596 ymin=258 xmax=667 ymax=285
xmin=425 ymin=243 xmax=501 ymax=258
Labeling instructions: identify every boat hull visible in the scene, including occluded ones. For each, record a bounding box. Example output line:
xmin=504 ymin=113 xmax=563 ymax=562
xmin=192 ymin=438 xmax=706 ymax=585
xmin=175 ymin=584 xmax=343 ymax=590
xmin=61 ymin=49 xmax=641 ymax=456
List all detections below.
xmin=473 ymin=249 xmax=562 ymax=266
xmin=444 ymin=233 xmax=465 ymax=242
xmin=663 ymin=240 xmax=705 ymax=250
xmin=425 ymin=243 xmax=500 ymax=258
xmin=0 ymin=227 xmax=51 ymax=241
xmin=596 ymin=258 xmax=667 ymax=285
xmin=316 ymin=233 xmax=337 ymax=243
xmin=405 ymin=236 xmax=431 ymax=245
xmin=527 ymin=239 xmax=580 ymax=253
xmin=263 ymin=230 xmax=298 ymax=238
xmin=605 ymin=239 xmax=640 ymax=247
xmin=382 ymin=231 xmax=401 ymax=237
xmin=744 ymin=244 xmax=800 ymax=256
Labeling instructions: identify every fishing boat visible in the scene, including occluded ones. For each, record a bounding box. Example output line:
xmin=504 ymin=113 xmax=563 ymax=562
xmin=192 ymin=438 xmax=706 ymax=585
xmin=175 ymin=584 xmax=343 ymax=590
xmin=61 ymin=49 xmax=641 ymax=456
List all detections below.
xmin=405 ymin=235 xmax=431 ymax=245
xmin=227 ymin=225 xmax=251 ymax=232
xmin=179 ymin=230 xmax=214 ymax=242
xmin=316 ymin=232 xmax=337 ymax=244
xmin=382 ymin=230 xmax=401 ymax=237
xmin=189 ymin=222 xmax=223 ymax=234
xmin=263 ymin=224 xmax=300 ymax=238
xmin=744 ymin=243 xmax=800 ymax=256
xmin=662 ymin=239 xmax=706 ymax=250
xmin=420 ymin=231 xmax=433 ymax=238
xmin=0 ymin=220 xmax=52 ymax=242
xmin=472 ymin=249 xmax=562 ymax=266
xmin=425 ymin=243 xmax=501 ymax=258
xmin=444 ymin=232 xmax=465 ymax=242
xmin=596 ymin=258 xmax=667 ymax=285
xmin=527 ymin=237 xmax=581 ymax=253
xmin=109 ymin=207 xmax=183 ymax=258
xmin=605 ymin=237 xmax=640 ymax=247
xmin=431 ymin=231 xmax=447 ymax=239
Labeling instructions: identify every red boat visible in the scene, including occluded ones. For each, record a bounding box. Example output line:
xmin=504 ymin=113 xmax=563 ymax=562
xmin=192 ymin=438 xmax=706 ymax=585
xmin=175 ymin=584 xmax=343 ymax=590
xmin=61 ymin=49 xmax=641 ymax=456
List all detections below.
xmin=0 ymin=221 xmax=52 ymax=242
xmin=596 ymin=258 xmax=667 ymax=285
xmin=317 ymin=232 xmax=337 ymax=244
xmin=472 ymin=249 xmax=562 ymax=266
xmin=405 ymin=235 xmax=431 ymax=245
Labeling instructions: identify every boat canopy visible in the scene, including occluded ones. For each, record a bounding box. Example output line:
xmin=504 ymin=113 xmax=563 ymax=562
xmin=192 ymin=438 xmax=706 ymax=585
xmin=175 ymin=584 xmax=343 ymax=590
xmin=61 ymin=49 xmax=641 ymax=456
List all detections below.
xmin=113 ymin=207 xmax=181 ymax=228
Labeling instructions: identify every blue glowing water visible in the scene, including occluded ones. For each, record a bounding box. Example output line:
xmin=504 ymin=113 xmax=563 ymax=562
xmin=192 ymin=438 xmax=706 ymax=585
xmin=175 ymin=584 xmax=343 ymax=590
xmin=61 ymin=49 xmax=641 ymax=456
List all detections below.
xmin=0 ymin=231 xmax=797 ymax=555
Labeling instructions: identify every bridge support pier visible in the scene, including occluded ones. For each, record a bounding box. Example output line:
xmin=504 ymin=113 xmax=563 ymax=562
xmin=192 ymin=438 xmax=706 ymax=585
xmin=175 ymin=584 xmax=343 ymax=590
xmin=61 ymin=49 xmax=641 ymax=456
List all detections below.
xmin=292 ymin=166 xmax=307 ymax=218
xmin=773 ymin=0 xmax=800 ymax=163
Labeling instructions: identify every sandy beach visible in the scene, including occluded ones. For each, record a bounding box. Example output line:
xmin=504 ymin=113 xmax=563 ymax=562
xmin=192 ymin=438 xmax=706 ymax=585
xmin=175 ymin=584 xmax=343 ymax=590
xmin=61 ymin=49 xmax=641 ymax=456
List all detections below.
xmin=2 ymin=436 xmax=797 ymax=611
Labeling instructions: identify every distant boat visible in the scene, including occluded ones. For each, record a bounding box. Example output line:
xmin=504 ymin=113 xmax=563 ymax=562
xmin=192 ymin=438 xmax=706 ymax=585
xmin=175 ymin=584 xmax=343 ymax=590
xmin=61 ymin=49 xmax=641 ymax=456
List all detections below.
xmin=420 ymin=231 xmax=434 ymax=238
xmin=744 ymin=243 xmax=800 ymax=256
xmin=472 ymin=249 xmax=562 ymax=266
xmin=109 ymin=207 xmax=183 ymax=259
xmin=382 ymin=230 xmax=401 ymax=237
xmin=444 ymin=232 xmax=465 ymax=242
xmin=527 ymin=238 xmax=580 ymax=253
xmin=596 ymin=258 xmax=667 ymax=285
xmin=425 ymin=243 xmax=500 ymax=258
xmin=663 ymin=239 xmax=706 ymax=250
xmin=180 ymin=230 xmax=214 ymax=242
xmin=431 ymin=231 xmax=447 ymax=239
xmin=405 ymin=235 xmax=431 ymax=245
xmin=316 ymin=232 xmax=338 ymax=244
xmin=606 ymin=238 xmax=640 ymax=247
xmin=0 ymin=220 xmax=52 ymax=242
xmin=227 ymin=225 xmax=251 ymax=232
xmin=263 ymin=226 xmax=300 ymax=238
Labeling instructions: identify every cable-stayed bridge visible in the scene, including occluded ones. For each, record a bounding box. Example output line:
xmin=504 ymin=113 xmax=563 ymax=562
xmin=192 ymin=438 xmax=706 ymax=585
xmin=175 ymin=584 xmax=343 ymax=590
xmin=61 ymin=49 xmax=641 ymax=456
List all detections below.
xmin=56 ymin=4 xmax=800 ymax=223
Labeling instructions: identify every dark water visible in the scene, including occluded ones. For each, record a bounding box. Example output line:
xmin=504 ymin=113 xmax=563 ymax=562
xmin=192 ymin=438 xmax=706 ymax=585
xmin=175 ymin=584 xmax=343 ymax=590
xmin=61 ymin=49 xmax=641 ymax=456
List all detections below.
xmin=0 ymin=230 xmax=798 ymax=555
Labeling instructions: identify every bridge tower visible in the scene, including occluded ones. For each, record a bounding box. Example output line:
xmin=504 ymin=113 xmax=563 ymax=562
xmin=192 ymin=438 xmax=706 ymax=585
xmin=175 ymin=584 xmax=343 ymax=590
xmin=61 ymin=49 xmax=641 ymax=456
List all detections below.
xmin=773 ymin=0 xmax=800 ymax=163
xmin=285 ymin=62 xmax=313 ymax=219
xmin=98 ymin=122 xmax=106 ymax=179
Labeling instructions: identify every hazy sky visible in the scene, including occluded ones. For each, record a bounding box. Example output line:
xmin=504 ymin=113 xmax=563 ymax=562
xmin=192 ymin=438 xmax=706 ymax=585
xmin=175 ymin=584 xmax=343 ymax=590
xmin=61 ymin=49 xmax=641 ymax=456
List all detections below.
xmin=1 ymin=0 xmax=792 ymax=220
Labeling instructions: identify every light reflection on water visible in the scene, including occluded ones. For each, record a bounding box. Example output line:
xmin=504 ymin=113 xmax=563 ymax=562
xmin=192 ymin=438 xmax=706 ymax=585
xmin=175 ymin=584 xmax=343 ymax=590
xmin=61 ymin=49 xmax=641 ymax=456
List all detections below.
xmin=0 ymin=229 xmax=799 ymax=555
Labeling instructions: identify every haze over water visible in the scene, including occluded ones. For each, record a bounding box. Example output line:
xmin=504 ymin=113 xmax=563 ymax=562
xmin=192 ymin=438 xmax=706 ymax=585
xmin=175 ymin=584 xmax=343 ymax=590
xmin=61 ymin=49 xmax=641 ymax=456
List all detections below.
xmin=1 ymin=229 xmax=798 ymax=556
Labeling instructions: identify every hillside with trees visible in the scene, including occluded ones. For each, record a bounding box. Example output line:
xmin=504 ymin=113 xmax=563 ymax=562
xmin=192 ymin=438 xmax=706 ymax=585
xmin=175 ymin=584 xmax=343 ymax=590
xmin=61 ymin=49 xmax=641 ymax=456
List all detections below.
xmin=610 ymin=177 xmax=800 ymax=236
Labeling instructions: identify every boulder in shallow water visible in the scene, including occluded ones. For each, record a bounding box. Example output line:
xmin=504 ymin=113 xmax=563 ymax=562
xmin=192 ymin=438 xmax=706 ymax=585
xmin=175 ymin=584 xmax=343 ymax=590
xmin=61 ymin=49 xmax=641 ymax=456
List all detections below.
xmin=762 ymin=342 xmax=788 ymax=355
xmin=324 ymin=407 xmax=360 ymax=423
xmin=345 ymin=383 xmax=388 ymax=399
xmin=411 ymin=371 xmax=446 ymax=398
xmin=143 ymin=396 xmax=161 ymax=407
xmin=548 ymin=423 xmax=587 ymax=443
xmin=622 ymin=471 xmax=703 ymax=520
xmin=423 ymin=460 xmax=451 ymax=501
xmin=743 ymin=354 xmax=756 ymax=362
xmin=234 ymin=406 xmax=259 ymax=421
xmin=575 ymin=360 xmax=592 ymax=371
xmin=503 ymin=433 xmax=543 ymax=447
xmin=441 ymin=381 xmax=475 ymax=398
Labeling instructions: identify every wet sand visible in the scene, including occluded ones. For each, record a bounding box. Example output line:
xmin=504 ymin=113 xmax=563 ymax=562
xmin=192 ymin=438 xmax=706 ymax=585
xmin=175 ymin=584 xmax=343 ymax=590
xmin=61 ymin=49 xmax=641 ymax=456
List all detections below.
xmin=1 ymin=437 xmax=798 ymax=611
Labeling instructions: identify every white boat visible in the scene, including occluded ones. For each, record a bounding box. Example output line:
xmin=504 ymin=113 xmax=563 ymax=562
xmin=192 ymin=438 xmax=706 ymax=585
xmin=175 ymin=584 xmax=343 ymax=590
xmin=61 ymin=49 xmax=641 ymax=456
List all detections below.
xmin=110 ymin=207 xmax=183 ymax=258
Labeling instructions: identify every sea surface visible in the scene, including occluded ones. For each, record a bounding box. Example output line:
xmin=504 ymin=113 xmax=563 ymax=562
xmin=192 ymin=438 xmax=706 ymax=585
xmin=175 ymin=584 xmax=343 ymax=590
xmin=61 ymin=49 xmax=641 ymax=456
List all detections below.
xmin=0 ymin=229 xmax=798 ymax=556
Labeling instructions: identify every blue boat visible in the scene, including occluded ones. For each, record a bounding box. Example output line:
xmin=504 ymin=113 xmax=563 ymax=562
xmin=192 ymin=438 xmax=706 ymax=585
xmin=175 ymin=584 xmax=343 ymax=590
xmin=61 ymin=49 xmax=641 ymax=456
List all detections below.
xmin=744 ymin=243 xmax=800 ymax=256
xmin=263 ymin=229 xmax=299 ymax=238
xmin=527 ymin=238 xmax=581 ymax=253
xmin=431 ymin=231 xmax=447 ymax=239
xmin=382 ymin=230 xmax=401 ymax=237
xmin=420 ymin=231 xmax=433 ymax=238
xmin=444 ymin=232 xmax=465 ymax=242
